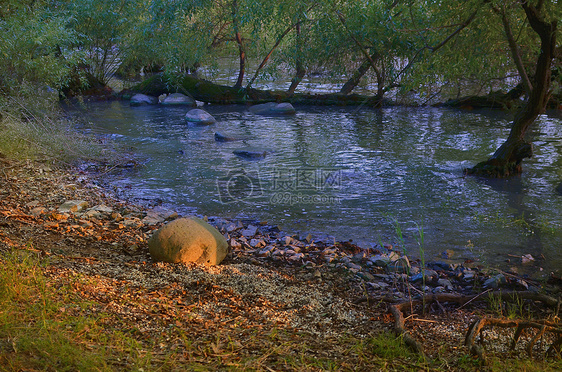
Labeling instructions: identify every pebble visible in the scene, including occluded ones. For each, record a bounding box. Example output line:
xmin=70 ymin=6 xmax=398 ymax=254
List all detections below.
xmin=483 ymin=274 xmax=507 ymax=289
xmin=58 ymin=200 xmax=88 ymax=213
xmin=241 ymin=225 xmax=258 ymax=237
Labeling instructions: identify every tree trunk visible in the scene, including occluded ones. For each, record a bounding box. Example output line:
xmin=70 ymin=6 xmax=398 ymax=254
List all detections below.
xmin=246 ymin=23 xmax=296 ymax=90
xmin=232 ymin=0 xmax=245 ymax=89
xmin=465 ymin=2 xmax=557 ymax=178
xmin=287 ymin=23 xmax=305 ymax=95
xmin=340 ymin=53 xmax=379 ymax=95
xmin=128 ymin=73 xmax=382 ymax=106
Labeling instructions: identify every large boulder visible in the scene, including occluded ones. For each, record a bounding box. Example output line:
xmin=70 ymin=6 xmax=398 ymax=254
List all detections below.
xmin=161 ymin=93 xmax=196 ymax=106
xmin=249 ymin=102 xmax=296 ymax=116
xmin=185 ymin=108 xmax=217 ymax=125
xmin=130 ymin=93 xmax=158 ymax=106
xmin=148 ymin=217 xmax=228 ymax=265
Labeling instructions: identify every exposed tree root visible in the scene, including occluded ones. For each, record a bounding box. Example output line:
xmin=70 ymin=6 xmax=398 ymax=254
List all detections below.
xmin=388 ymin=291 xmax=561 ymax=362
xmin=465 ymin=317 xmax=562 ymax=364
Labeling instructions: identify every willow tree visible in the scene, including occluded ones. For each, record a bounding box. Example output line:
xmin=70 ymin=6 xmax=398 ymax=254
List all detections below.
xmin=0 ymin=1 xmax=80 ymax=96
xmin=464 ymin=1 xmax=560 ymax=177
xmin=63 ymin=0 xmax=147 ymax=86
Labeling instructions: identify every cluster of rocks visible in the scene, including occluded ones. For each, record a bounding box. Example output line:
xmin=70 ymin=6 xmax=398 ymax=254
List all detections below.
xmin=199 ymin=217 xmax=542 ymax=300
xmin=35 ymin=194 xmax=548 ymax=302
xmin=129 ymin=94 xmax=294 ymax=160
xmin=28 ymin=198 xmax=177 ymax=241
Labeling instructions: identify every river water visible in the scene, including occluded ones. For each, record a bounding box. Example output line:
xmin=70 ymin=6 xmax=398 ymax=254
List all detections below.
xmin=71 ymin=101 xmax=562 ymax=277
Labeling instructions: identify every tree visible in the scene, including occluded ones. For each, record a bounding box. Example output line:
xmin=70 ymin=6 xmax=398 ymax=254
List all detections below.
xmin=63 ymin=0 xmax=147 ymax=86
xmin=465 ymin=1 xmax=559 ymax=177
xmin=0 ymin=1 xmax=80 ymax=96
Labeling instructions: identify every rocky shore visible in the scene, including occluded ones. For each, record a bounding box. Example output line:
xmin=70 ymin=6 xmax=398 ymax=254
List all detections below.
xmin=1 ymin=159 xmax=561 ymax=367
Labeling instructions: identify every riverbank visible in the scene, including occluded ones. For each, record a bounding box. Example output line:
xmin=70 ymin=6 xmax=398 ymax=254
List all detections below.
xmin=1 ymin=158 xmax=561 ymax=370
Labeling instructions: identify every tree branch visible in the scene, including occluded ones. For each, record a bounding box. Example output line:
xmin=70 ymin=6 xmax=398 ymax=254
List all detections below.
xmin=427 ymin=10 xmax=478 ymax=52
xmin=492 ymin=5 xmax=533 ymax=95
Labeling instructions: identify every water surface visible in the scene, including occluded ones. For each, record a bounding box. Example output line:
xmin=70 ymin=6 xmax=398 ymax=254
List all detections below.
xmin=72 ymin=102 xmax=562 ymax=276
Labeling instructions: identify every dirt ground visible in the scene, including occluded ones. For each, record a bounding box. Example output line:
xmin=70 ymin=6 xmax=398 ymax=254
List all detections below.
xmin=1 ymin=159 xmax=560 ymax=370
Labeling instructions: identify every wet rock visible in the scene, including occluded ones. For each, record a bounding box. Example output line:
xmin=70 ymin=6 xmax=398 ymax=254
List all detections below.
xmin=185 ymin=108 xmax=217 ymax=125
xmin=385 ymin=257 xmax=411 ymax=274
xmin=130 ymin=93 xmax=158 ymax=106
xmin=58 ymin=200 xmax=88 ymax=213
xmin=249 ymin=102 xmax=296 ymax=116
xmin=411 ymin=269 xmax=439 ymax=284
xmin=160 ymin=93 xmax=196 ymax=106
xmin=215 ymin=132 xmax=242 ymax=142
xmin=483 ymin=274 xmax=506 ymax=289
xmin=148 ymin=217 xmax=228 ymax=265
xmin=233 ymin=148 xmax=268 ymax=159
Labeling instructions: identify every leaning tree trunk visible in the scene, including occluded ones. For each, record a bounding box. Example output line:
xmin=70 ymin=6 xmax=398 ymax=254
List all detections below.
xmin=466 ymin=2 xmax=557 ymax=178
xmin=340 ymin=52 xmax=379 ymax=95
xmin=287 ymin=22 xmax=306 ymax=95
xmin=232 ymin=0 xmax=245 ymax=89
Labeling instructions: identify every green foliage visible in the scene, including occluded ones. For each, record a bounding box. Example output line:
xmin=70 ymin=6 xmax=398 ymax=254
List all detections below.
xmin=0 ymin=6 xmax=81 ymax=94
xmin=62 ymin=0 xmax=148 ymax=85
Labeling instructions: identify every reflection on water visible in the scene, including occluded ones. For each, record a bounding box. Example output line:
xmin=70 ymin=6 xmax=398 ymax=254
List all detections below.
xmin=71 ymin=101 xmax=562 ymax=276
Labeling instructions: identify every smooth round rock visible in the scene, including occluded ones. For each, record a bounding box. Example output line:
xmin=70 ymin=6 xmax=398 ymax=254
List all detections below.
xmin=148 ymin=217 xmax=228 ymax=265
xmin=185 ymin=109 xmax=217 ymax=125
xmin=161 ymin=93 xmax=196 ymax=106
xmin=130 ymin=93 xmax=158 ymax=106
xmin=249 ymin=102 xmax=296 ymax=116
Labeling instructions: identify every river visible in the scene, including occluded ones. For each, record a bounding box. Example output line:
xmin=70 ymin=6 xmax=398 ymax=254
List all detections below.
xmin=70 ymin=101 xmax=562 ymax=277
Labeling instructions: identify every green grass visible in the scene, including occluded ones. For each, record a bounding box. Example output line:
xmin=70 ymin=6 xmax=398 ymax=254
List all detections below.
xmin=1 ymin=247 xmax=561 ymax=371
xmin=0 ymin=92 xmax=114 ymax=165
xmin=0 ymin=249 xmax=112 ymax=371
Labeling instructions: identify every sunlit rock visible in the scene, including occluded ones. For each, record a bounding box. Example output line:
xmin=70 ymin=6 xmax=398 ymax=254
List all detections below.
xmin=58 ymin=200 xmax=88 ymax=213
xmin=148 ymin=217 xmax=228 ymax=265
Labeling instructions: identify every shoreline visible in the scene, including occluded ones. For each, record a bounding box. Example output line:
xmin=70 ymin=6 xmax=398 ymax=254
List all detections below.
xmin=1 ymin=157 xmax=562 ymax=368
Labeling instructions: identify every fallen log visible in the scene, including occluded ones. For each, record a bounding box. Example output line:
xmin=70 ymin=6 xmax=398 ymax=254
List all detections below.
xmin=122 ymin=73 xmax=387 ymax=107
